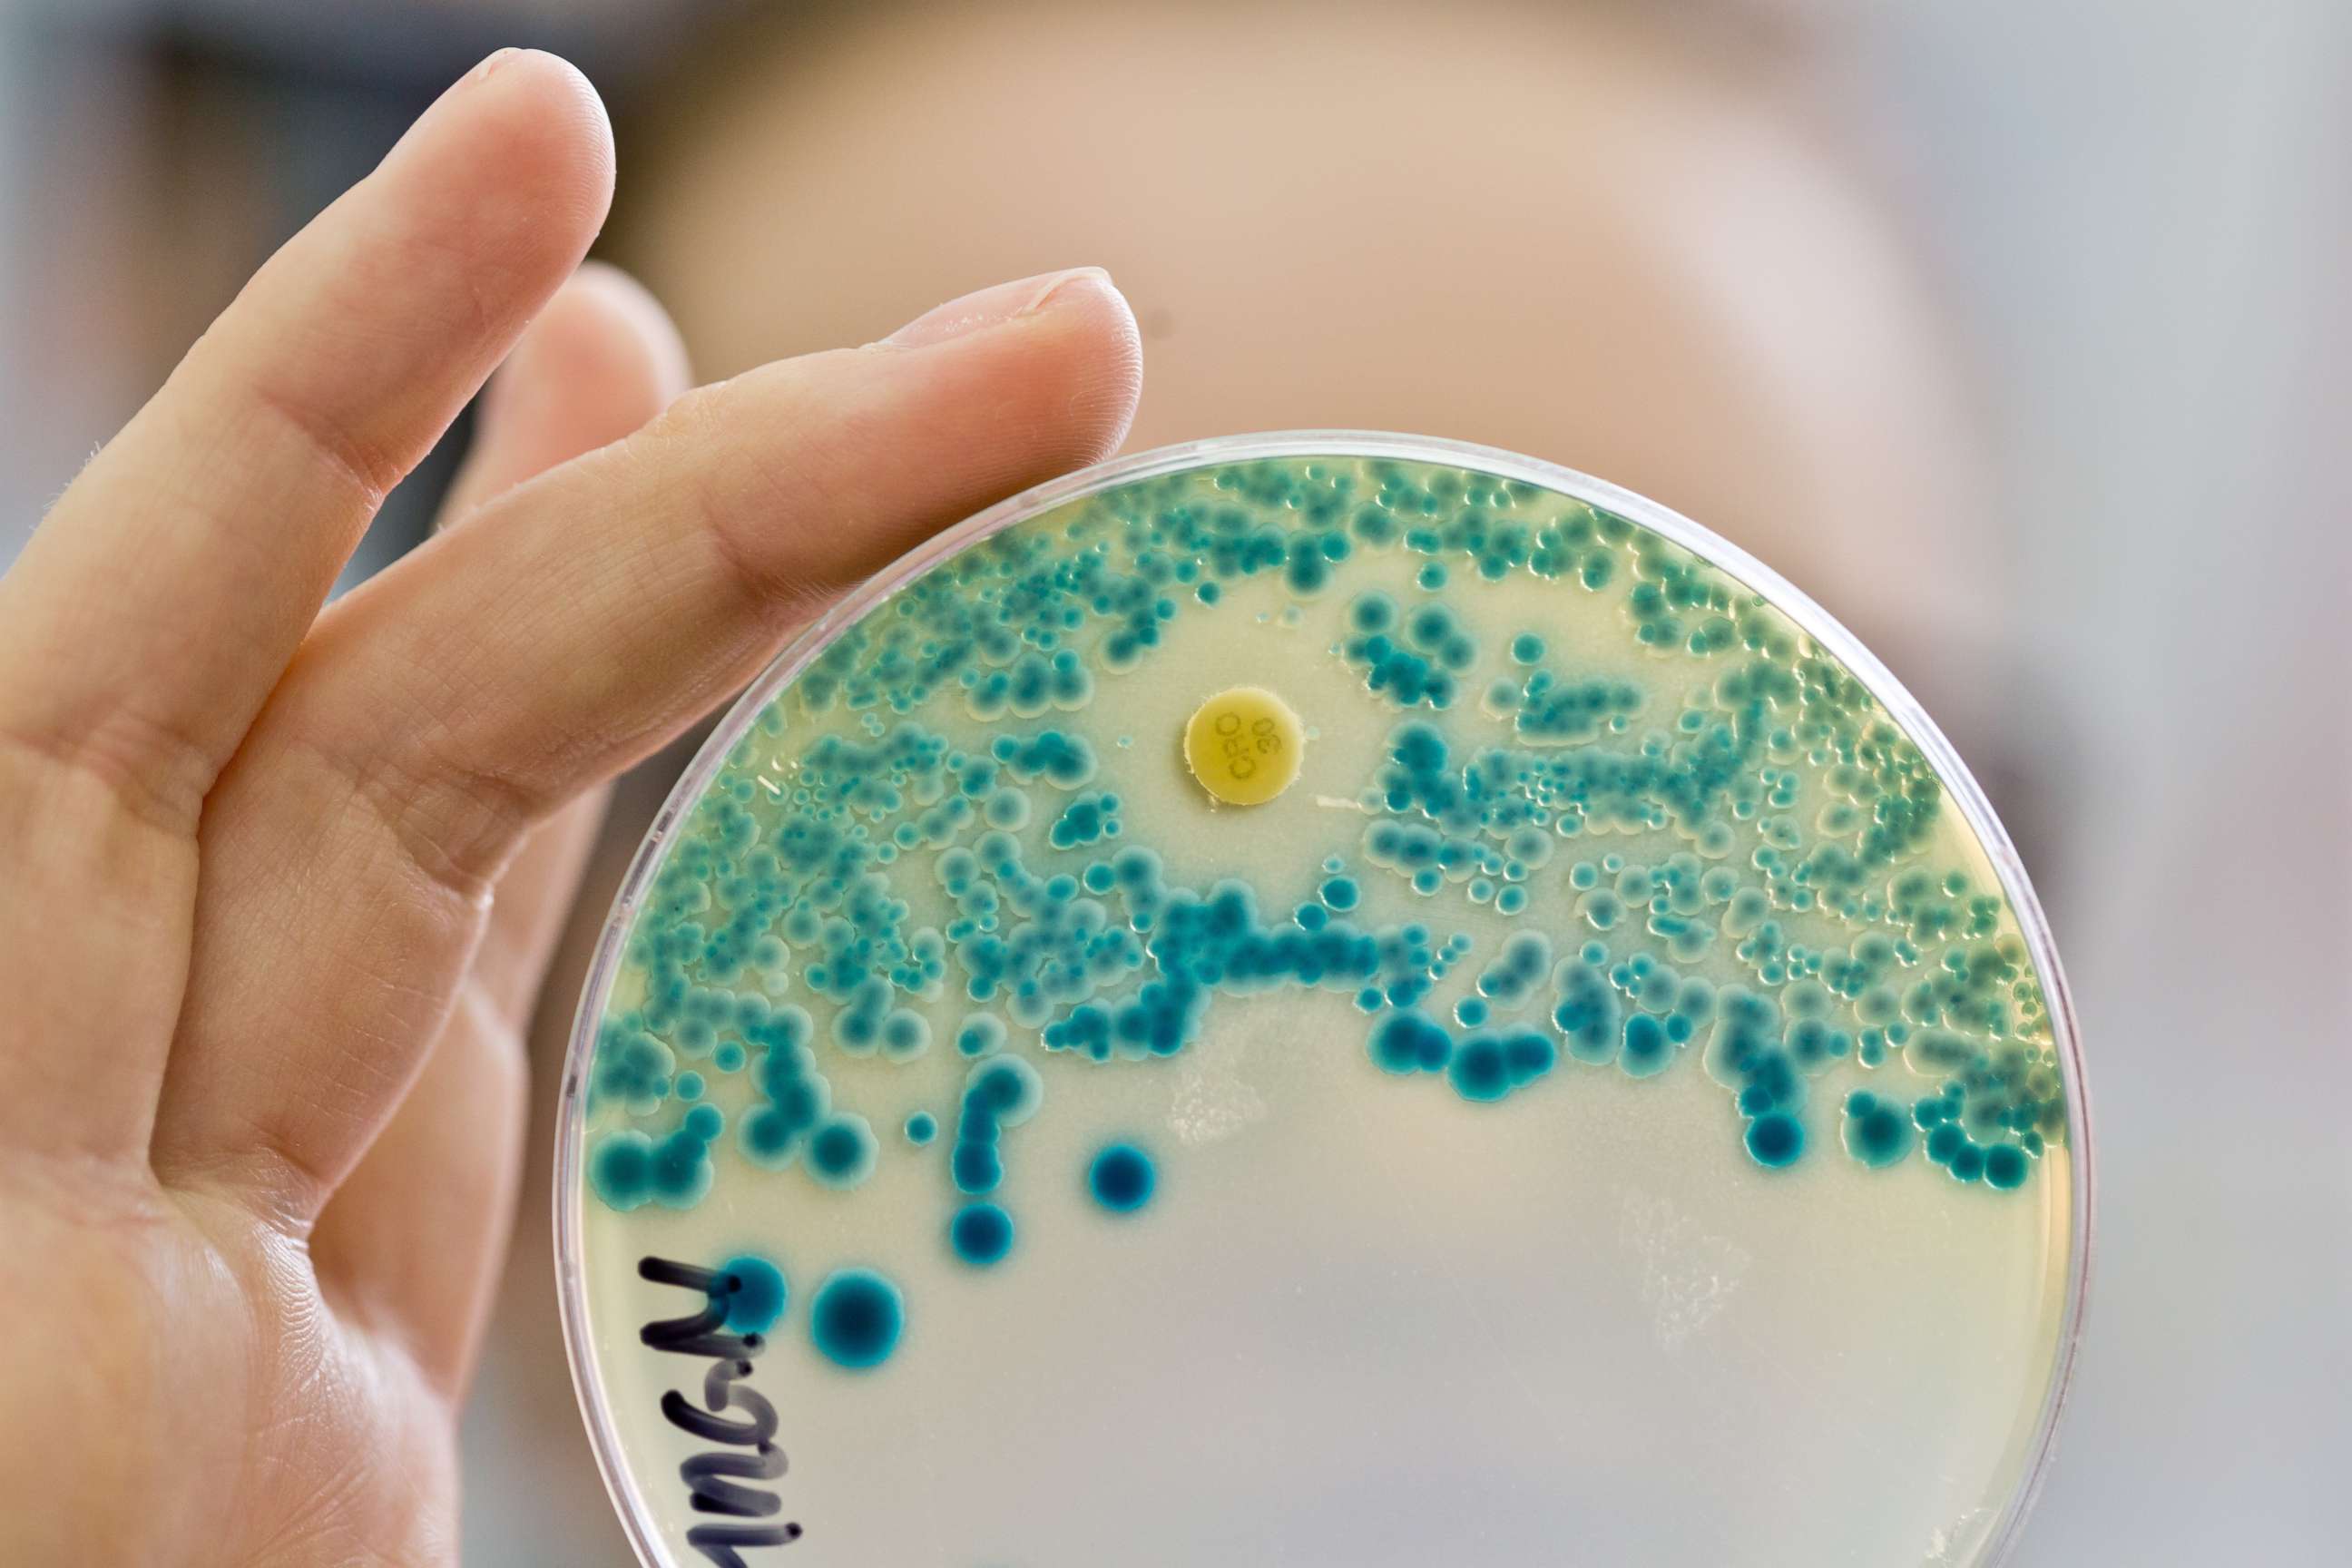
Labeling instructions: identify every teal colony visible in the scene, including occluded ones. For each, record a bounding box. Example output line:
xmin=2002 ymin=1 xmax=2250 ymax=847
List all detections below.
xmin=950 ymin=1201 xmax=1016 ymax=1266
xmin=717 ymin=1254 xmax=789 ymax=1335
xmin=585 ymin=455 xmax=2067 ymax=1372
xmin=1087 ymin=1142 xmax=1157 ymax=1214
xmin=808 ymin=1268 xmax=904 ymax=1371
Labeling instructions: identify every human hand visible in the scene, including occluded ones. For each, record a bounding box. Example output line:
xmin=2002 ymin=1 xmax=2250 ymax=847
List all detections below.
xmin=0 ymin=50 xmax=1139 ymax=1564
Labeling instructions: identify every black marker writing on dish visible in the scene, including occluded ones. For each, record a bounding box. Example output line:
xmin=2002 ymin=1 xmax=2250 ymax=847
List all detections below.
xmin=639 ymin=1257 xmax=802 ymax=1562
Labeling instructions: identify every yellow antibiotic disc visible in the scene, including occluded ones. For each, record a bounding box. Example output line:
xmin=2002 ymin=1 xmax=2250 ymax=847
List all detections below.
xmin=1183 ymin=686 xmax=1305 ymax=806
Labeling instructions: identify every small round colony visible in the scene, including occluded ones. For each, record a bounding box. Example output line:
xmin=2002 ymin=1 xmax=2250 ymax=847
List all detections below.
xmin=717 ymin=1253 xmax=789 ymax=1335
xmin=809 ymin=1268 xmax=905 ymax=1370
xmin=1088 ymin=1142 xmax=1157 ymax=1214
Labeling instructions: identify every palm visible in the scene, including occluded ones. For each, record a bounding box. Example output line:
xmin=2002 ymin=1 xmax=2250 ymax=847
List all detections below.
xmin=0 ymin=48 xmax=1140 ymax=1566
xmin=14 ymin=1187 xmax=454 ymax=1561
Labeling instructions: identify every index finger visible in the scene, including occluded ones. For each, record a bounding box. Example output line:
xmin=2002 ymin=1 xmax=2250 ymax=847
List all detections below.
xmin=0 ymin=49 xmax=613 ymax=833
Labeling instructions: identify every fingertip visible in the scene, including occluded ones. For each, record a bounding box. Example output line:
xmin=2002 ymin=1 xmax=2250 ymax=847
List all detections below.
xmin=557 ymin=261 xmax=695 ymax=408
xmin=485 ymin=50 xmax=616 ymax=228
xmin=1031 ymin=270 xmax=1145 ymax=461
xmin=502 ymin=266 xmax=686 ymax=429
xmin=396 ymin=48 xmax=615 ymax=258
xmin=628 ymin=267 xmax=1150 ymax=604
xmin=951 ymin=270 xmax=1144 ymax=472
xmin=880 ymin=267 xmax=1144 ymax=470
xmin=447 ymin=264 xmax=688 ymax=521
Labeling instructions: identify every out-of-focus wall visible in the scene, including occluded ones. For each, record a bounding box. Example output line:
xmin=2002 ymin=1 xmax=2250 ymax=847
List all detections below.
xmin=1858 ymin=5 xmax=2351 ymax=1561
xmin=0 ymin=0 xmax=721 ymax=583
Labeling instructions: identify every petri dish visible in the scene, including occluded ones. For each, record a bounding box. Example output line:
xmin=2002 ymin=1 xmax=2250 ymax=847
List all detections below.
xmin=556 ymin=432 xmax=2091 ymax=1567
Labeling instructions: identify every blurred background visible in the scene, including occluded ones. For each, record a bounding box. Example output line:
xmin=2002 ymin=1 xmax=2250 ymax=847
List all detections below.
xmin=2 ymin=0 xmax=2345 ymax=1562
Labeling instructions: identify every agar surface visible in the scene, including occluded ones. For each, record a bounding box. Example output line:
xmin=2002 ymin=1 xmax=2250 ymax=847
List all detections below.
xmin=582 ymin=456 xmax=2067 ymax=1372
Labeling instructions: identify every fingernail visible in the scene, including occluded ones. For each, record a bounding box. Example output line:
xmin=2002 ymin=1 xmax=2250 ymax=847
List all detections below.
xmin=395 ymin=48 xmax=525 ymax=156
xmin=470 ymin=47 xmax=524 ymax=83
xmin=878 ymin=267 xmax=1116 ymax=349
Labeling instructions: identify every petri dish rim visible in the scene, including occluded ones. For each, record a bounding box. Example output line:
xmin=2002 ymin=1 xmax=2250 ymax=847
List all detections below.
xmin=553 ymin=428 xmax=2094 ymax=1568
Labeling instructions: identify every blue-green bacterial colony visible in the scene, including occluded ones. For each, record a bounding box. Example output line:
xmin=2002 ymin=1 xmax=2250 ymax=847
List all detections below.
xmin=1087 ymin=1142 xmax=1158 ymax=1214
xmin=717 ymin=1253 xmax=789 ymax=1335
xmin=583 ymin=454 xmax=2068 ymax=1376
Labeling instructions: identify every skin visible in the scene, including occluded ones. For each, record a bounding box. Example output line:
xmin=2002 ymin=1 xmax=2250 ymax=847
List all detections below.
xmin=0 ymin=50 xmax=1141 ymax=1566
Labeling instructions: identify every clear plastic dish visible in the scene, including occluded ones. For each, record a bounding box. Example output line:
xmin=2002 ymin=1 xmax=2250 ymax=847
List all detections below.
xmin=556 ymin=432 xmax=2092 ymax=1567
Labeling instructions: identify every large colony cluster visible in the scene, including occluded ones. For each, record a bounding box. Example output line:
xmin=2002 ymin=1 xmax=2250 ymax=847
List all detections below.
xmin=584 ymin=456 xmax=2066 ymax=1367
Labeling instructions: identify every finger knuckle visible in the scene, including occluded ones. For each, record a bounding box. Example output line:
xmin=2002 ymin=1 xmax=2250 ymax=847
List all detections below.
xmin=652 ymin=373 xmax=863 ymax=619
xmin=0 ymin=702 xmax=211 ymax=839
xmin=286 ymin=699 xmax=536 ymax=911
